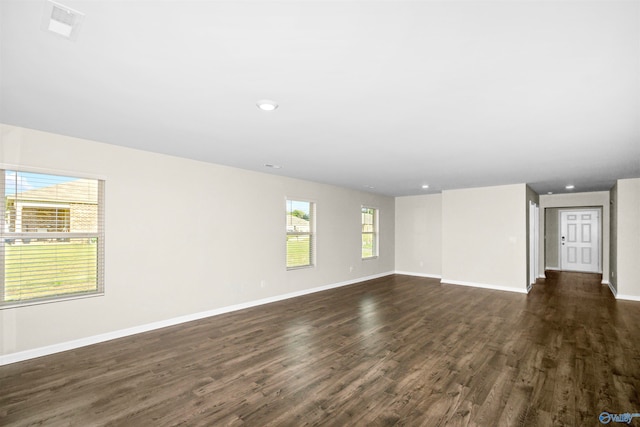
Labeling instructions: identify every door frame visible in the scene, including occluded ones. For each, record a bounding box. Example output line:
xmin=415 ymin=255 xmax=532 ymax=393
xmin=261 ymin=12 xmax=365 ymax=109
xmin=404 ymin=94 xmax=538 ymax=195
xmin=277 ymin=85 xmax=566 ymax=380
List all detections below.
xmin=558 ymin=207 xmax=602 ymax=273
xmin=529 ymin=201 xmax=539 ymax=288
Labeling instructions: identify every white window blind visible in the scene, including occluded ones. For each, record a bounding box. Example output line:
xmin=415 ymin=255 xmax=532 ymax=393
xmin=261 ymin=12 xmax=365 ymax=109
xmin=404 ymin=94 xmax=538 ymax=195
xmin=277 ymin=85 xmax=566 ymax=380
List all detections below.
xmin=362 ymin=206 xmax=378 ymax=259
xmin=0 ymin=170 xmax=105 ymax=308
xmin=286 ymin=199 xmax=314 ymax=269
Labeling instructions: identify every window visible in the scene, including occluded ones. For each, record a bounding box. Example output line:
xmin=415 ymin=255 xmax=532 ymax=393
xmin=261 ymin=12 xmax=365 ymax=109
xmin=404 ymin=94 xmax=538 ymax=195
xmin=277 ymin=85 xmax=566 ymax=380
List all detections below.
xmin=19 ymin=206 xmax=70 ymax=232
xmin=1 ymin=170 xmax=104 ymax=308
xmin=286 ymin=199 xmax=314 ymax=269
xmin=362 ymin=206 xmax=378 ymax=259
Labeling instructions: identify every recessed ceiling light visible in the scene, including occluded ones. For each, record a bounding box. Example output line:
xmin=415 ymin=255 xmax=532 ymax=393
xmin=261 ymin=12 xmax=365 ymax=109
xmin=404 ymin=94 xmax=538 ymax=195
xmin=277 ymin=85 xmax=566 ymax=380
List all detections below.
xmin=421 ymin=184 xmax=429 ymax=189
xmin=265 ymin=164 xmax=282 ymax=169
xmin=257 ymin=100 xmax=278 ymax=111
xmin=547 ymin=192 xmax=553 ymax=195
xmin=363 ymin=185 xmax=375 ymax=189
xmin=565 ymin=185 xmax=575 ymax=190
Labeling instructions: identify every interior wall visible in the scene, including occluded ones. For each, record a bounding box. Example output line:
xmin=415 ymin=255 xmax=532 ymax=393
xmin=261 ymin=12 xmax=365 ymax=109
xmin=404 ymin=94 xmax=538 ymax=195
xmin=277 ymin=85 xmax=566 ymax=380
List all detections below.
xmin=394 ymin=194 xmax=442 ymax=277
xmin=0 ymin=124 xmax=395 ymax=357
xmin=441 ymin=184 xmax=528 ymax=292
xmin=616 ymin=178 xmax=640 ymax=298
xmin=539 ymin=191 xmax=610 ymax=280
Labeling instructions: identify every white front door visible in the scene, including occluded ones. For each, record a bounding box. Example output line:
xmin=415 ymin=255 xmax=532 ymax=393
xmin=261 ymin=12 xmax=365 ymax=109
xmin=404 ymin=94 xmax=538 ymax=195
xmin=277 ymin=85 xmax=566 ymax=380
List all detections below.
xmin=560 ymin=209 xmax=600 ymax=273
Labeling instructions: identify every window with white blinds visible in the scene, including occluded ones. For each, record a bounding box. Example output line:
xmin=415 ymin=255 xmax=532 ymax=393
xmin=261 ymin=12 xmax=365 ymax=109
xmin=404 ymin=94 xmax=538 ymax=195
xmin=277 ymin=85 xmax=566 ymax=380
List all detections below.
xmin=286 ymin=199 xmax=314 ymax=269
xmin=0 ymin=170 xmax=105 ymax=308
xmin=362 ymin=206 xmax=378 ymax=259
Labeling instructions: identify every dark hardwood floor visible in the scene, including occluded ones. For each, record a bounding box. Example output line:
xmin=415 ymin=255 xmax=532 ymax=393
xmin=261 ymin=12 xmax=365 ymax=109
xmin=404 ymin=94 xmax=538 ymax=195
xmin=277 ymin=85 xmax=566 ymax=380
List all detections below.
xmin=2 ymin=272 xmax=640 ymax=426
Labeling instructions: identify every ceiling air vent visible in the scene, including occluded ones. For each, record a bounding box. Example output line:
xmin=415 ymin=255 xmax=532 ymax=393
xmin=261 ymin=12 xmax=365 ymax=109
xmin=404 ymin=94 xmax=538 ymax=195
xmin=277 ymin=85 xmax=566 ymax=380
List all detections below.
xmin=41 ymin=1 xmax=85 ymax=40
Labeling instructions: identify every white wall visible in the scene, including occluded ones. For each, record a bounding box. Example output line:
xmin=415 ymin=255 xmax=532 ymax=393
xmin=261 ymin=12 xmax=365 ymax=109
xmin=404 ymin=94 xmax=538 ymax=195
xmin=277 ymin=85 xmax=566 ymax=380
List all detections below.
xmin=615 ymin=178 xmax=640 ymax=299
xmin=3 ymin=123 xmax=635 ymax=361
xmin=539 ymin=191 xmax=610 ymax=280
xmin=396 ymin=184 xmax=530 ymax=293
xmin=0 ymin=124 xmax=395 ymax=359
xmin=394 ymin=194 xmax=442 ymax=277
xmin=441 ymin=184 xmax=528 ymax=293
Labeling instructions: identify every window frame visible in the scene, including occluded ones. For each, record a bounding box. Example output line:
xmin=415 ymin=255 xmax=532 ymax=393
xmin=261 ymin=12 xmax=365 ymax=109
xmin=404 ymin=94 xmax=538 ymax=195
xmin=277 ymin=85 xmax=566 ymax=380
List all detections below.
xmin=361 ymin=206 xmax=378 ymax=259
xmin=286 ymin=198 xmax=315 ymax=270
xmin=0 ymin=166 xmax=105 ymax=309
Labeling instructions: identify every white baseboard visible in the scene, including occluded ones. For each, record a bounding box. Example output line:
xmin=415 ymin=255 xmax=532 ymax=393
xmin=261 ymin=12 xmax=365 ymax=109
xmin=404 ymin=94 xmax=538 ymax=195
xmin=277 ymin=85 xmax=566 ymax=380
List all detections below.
xmin=616 ymin=294 xmax=640 ymax=302
xmin=440 ymin=278 xmax=528 ymax=294
xmin=0 ymin=271 xmax=394 ymax=366
xmin=394 ymin=271 xmax=442 ymax=279
xmin=607 ymin=282 xmax=617 ymax=297
xmin=601 ymin=281 xmax=640 ymax=301
xmin=394 ymin=272 xmax=528 ymax=295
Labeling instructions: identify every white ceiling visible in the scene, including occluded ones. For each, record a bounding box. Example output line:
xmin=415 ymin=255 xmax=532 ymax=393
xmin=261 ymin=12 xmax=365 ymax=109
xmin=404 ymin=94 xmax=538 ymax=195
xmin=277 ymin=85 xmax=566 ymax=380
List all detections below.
xmin=1 ymin=0 xmax=639 ymax=196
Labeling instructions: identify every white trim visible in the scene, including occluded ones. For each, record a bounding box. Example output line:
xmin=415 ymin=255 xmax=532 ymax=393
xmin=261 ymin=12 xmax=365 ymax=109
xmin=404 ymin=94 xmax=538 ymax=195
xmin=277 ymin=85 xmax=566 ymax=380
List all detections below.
xmin=529 ymin=201 xmax=539 ymax=287
xmin=616 ymin=294 xmax=640 ymax=302
xmin=0 ymin=271 xmax=393 ymax=366
xmin=394 ymin=271 xmax=441 ymax=279
xmin=285 ymin=198 xmax=315 ymax=269
xmin=361 ymin=205 xmax=379 ymax=259
xmin=538 ymin=274 xmax=546 ymax=279
xmin=0 ymin=291 xmax=103 ymax=310
xmin=607 ymin=281 xmax=617 ymax=297
xmin=440 ymin=278 xmax=528 ymax=294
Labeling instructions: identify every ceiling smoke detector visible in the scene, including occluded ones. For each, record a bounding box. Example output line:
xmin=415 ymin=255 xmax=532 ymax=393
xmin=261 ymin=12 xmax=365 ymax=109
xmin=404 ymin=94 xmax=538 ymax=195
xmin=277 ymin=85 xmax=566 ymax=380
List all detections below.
xmin=42 ymin=1 xmax=85 ymax=40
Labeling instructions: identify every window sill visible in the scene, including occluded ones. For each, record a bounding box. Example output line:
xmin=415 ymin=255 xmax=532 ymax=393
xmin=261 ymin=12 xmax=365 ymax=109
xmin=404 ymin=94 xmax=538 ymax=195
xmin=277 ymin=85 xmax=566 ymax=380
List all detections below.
xmin=286 ymin=265 xmax=315 ymax=271
xmin=0 ymin=292 xmax=105 ymax=310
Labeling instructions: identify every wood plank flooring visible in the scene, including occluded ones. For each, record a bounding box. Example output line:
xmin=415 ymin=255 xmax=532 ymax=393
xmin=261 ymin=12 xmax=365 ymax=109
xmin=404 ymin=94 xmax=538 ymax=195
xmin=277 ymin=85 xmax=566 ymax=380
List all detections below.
xmin=2 ymin=272 xmax=640 ymax=426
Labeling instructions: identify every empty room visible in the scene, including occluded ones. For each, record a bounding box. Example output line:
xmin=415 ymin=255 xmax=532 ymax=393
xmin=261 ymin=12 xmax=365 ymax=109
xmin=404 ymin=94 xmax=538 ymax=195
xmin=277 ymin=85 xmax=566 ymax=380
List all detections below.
xmin=1 ymin=0 xmax=639 ymax=425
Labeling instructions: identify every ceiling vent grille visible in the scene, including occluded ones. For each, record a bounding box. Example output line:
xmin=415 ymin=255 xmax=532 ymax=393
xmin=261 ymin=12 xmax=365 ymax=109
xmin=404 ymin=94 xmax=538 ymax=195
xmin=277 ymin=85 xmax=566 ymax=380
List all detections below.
xmin=41 ymin=1 xmax=85 ymax=40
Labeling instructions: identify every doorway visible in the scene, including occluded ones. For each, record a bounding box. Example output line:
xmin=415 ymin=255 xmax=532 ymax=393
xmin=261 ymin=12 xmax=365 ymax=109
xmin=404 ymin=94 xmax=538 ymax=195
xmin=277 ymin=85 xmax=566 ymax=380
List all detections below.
xmin=559 ymin=208 xmax=601 ymax=273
